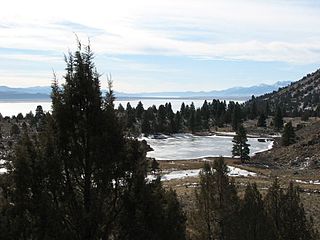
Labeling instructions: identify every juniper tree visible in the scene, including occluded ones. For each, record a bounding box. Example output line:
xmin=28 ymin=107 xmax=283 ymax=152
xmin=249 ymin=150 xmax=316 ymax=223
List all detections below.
xmin=0 ymin=41 xmax=187 ymax=240
xmin=191 ymin=158 xmax=240 ymax=240
xmin=136 ymin=101 xmax=144 ymax=120
xmin=257 ymin=113 xmax=267 ymax=128
xmin=278 ymin=182 xmax=316 ymax=240
xmin=281 ymin=121 xmax=296 ymax=146
xmin=232 ymin=125 xmax=250 ymax=162
xmin=273 ymin=106 xmax=284 ymax=131
xmin=239 ymin=183 xmax=274 ymax=240
xmin=264 ymin=178 xmax=283 ymax=238
xmin=231 ymin=102 xmax=242 ymax=131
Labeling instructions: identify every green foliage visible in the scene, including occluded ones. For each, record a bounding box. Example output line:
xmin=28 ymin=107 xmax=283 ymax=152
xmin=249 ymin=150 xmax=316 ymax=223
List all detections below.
xmin=191 ymin=158 xmax=240 ymax=240
xmin=191 ymin=171 xmax=318 ymax=240
xmin=281 ymin=121 xmax=296 ymax=146
xmin=0 ymin=41 xmax=186 ymax=240
xmin=239 ymin=183 xmax=274 ymax=240
xmin=273 ymin=106 xmax=284 ymax=131
xmin=232 ymin=125 xmax=250 ymax=162
xmin=248 ymin=95 xmax=258 ymax=120
xmin=257 ymin=113 xmax=267 ymax=128
xmin=10 ymin=124 xmax=20 ymax=136
xmin=117 ymin=178 xmax=186 ymax=240
xmin=264 ymin=179 xmax=317 ymax=240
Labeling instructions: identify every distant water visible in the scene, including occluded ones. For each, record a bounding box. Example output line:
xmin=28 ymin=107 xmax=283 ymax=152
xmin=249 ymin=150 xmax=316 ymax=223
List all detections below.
xmin=0 ymin=98 xmax=241 ymax=117
xmin=142 ymin=134 xmax=273 ymax=160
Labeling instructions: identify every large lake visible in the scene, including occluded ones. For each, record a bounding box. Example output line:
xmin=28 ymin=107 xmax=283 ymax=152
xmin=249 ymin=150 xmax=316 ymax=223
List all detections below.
xmin=143 ymin=134 xmax=273 ymax=160
xmin=0 ymin=98 xmax=241 ymax=117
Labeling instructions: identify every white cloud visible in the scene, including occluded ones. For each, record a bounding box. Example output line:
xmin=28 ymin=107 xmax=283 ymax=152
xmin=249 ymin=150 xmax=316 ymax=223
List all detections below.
xmin=1 ymin=0 xmax=320 ymax=90
xmin=1 ymin=0 xmax=320 ymax=64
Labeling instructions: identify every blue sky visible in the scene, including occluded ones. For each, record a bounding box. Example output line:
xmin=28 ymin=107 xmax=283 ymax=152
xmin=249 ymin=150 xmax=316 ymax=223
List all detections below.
xmin=1 ymin=0 xmax=320 ymax=92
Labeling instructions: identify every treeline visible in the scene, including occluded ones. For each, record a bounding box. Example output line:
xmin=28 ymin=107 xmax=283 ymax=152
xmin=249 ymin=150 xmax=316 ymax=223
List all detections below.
xmin=114 ymin=95 xmax=290 ymax=136
xmin=116 ymin=99 xmax=252 ymax=135
xmin=0 ymin=91 xmax=291 ymax=138
xmin=190 ymin=158 xmax=319 ymax=240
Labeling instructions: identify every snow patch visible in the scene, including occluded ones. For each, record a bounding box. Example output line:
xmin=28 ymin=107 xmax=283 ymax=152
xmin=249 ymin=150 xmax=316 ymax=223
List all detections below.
xmin=148 ymin=166 xmax=256 ymax=181
xmin=295 ymin=179 xmax=320 ymax=185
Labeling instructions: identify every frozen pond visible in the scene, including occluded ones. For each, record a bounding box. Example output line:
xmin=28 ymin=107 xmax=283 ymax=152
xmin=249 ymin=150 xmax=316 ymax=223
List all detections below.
xmin=143 ymin=134 xmax=273 ymax=160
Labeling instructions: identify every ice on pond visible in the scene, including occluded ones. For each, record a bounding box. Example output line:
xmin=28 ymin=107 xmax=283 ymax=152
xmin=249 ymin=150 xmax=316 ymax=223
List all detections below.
xmin=142 ymin=133 xmax=273 ymax=160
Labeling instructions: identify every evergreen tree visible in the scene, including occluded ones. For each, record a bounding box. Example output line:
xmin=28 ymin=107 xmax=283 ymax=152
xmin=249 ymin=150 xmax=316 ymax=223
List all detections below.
xmin=249 ymin=95 xmax=258 ymax=120
xmin=116 ymin=140 xmax=185 ymax=240
xmin=273 ymin=106 xmax=284 ymax=131
xmin=126 ymin=102 xmax=136 ymax=130
xmin=173 ymin=112 xmax=182 ymax=133
xmin=141 ymin=112 xmax=151 ymax=135
xmin=10 ymin=124 xmax=20 ymax=136
xmin=201 ymin=100 xmax=210 ymax=130
xmin=0 ymin=41 xmax=187 ymax=239
xmin=189 ymin=109 xmax=196 ymax=133
xmin=232 ymin=125 xmax=250 ymax=163
xmin=264 ymin=178 xmax=283 ymax=238
xmin=239 ymin=183 xmax=274 ymax=240
xmin=257 ymin=113 xmax=267 ymax=128
xmin=136 ymin=101 xmax=144 ymax=120
xmin=281 ymin=121 xmax=296 ymax=146
xmin=157 ymin=105 xmax=167 ymax=133
xmin=278 ymin=182 xmax=314 ymax=240
xmin=231 ymin=103 xmax=242 ymax=131
xmin=191 ymin=158 xmax=240 ymax=240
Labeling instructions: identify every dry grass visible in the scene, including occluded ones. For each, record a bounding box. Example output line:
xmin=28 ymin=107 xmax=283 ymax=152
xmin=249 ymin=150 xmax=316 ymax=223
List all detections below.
xmin=158 ymin=158 xmax=320 ymax=233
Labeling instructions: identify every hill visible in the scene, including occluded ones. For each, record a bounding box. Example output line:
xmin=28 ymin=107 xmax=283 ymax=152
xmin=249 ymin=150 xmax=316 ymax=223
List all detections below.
xmin=253 ymin=119 xmax=320 ymax=169
xmin=250 ymin=69 xmax=320 ymax=117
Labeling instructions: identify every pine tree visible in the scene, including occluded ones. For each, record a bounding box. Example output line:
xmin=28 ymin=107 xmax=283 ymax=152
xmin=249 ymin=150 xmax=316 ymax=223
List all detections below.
xmin=189 ymin=109 xmax=196 ymax=133
xmin=264 ymin=178 xmax=283 ymax=237
xmin=232 ymin=125 xmax=250 ymax=163
xmin=116 ymin=140 xmax=186 ymax=240
xmin=239 ymin=183 xmax=274 ymax=240
xmin=141 ymin=112 xmax=151 ymax=135
xmin=278 ymin=182 xmax=315 ymax=240
xmin=231 ymin=103 xmax=242 ymax=131
xmin=249 ymin=95 xmax=258 ymax=120
xmin=126 ymin=102 xmax=136 ymax=130
xmin=191 ymin=158 xmax=240 ymax=240
xmin=257 ymin=113 xmax=267 ymax=128
xmin=136 ymin=101 xmax=144 ymax=120
xmin=10 ymin=124 xmax=20 ymax=136
xmin=281 ymin=121 xmax=296 ymax=146
xmin=0 ymin=41 xmax=187 ymax=239
xmin=273 ymin=106 xmax=284 ymax=131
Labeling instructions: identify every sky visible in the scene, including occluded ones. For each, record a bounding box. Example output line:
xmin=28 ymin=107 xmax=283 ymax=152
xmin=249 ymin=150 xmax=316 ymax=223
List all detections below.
xmin=1 ymin=0 xmax=320 ymax=92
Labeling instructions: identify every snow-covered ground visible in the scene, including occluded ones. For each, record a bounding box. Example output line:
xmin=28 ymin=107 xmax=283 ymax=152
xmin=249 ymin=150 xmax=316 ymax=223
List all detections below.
xmin=148 ymin=165 xmax=256 ymax=181
xmin=295 ymin=179 xmax=320 ymax=185
xmin=142 ymin=133 xmax=273 ymax=160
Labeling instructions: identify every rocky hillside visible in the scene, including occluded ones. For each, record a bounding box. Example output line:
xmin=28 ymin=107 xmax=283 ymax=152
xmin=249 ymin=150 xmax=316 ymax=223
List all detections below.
xmin=253 ymin=119 xmax=320 ymax=169
xmin=250 ymin=69 xmax=320 ymax=117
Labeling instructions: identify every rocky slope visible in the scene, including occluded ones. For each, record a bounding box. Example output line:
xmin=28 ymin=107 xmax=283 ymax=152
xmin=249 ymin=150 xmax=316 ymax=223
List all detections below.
xmin=253 ymin=119 xmax=320 ymax=169
xmin=252 ymin=69 xmax=320 ymax=116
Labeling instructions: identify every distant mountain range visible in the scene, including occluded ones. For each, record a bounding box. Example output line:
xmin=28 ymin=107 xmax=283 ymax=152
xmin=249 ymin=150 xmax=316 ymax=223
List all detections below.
xmin=0 ymin=81 xmax=291 ymax=101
